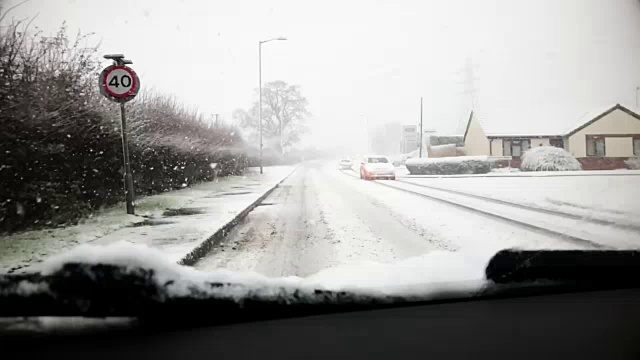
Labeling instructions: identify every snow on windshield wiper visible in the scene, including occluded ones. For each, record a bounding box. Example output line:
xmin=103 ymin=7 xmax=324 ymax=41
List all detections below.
xmin=0 ymin=242 xmax=488 ymax=320
xmin=0 ymin=262 xmax=476 ymax=322
xmin=1 ymin=246 xmax=639 ymax=323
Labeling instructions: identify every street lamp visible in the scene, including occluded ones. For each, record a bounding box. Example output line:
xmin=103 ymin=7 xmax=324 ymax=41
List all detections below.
xmin=258 ymin=37 xmax=287 ymax=174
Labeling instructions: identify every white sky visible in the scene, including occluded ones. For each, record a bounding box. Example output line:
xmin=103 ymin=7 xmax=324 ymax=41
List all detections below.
xmin=5 ymin=0 xmax=640 ymax=151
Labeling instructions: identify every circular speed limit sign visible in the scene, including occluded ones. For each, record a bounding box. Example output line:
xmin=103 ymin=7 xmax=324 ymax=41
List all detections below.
xmin=99 ymin=65 xmax=140 ymax=102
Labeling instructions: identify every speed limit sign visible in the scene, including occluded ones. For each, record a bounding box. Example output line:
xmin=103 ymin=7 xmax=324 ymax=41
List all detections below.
xmin=99 ymin=65 xmax=140 ymax=103
xmin=98 ymin=55 xmax=141 ymax=215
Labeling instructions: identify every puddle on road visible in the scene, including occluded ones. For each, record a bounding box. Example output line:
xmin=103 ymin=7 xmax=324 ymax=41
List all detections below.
xmin=129 ymin=218 xmax=176 ymax=227
xmin=257 ymin=202 xmax=276 ymax=207
xmin=206 ymin=191 xmax=253 ymax=198
xmin=163 ymin=208 xmax=206 ymax=217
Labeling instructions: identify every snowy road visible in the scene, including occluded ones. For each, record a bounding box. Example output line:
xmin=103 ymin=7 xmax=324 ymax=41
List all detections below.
xmin=195 ymin=161 xmax=634 ymax=276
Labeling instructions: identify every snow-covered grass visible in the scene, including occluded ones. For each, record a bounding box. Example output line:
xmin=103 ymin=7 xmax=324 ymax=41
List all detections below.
xmin=401 ymin=174 xmax=640 ymax=227
xmin=403 ymin=169 xmax=640 ymax=178
xmin=520 ymin=146 xmax=582 ymax=172
xmin=491 ymin=167 xmax=521 ymax=174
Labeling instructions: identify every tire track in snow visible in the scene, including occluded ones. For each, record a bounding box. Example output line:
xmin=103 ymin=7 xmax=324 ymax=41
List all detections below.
xmin=195 ymin=162 xmax=443 ymax=276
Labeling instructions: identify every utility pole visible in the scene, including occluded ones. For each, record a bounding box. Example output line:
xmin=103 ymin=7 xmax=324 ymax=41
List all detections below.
xmin=419 ymin=97 xmax=423 ymax=158
xmin=258 ymin=43 xmax=263 ymax=174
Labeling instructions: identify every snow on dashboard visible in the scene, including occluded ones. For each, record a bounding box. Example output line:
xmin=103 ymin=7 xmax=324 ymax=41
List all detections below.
xmin=30 ymin=241 xmax=491 ymax=302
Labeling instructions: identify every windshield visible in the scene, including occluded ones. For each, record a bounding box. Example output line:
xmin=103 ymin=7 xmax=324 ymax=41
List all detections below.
xmin=1 ymin=0 xmax=640 ymax=314
xmin=368 ymin=157 xmax=389 ymax=164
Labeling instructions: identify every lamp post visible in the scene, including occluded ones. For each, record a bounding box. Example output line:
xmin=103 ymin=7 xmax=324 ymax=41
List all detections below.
xmin=258 ymin=37 xmax=287 ymax=174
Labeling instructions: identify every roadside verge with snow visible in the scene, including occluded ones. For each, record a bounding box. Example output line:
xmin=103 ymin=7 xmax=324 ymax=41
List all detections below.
xmin=1 ymin=166 xmax=296 ymax=273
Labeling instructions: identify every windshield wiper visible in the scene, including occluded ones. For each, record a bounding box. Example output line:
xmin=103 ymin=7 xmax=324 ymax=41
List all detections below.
xmin=0 ymin=263 xmax=419 ymax=324
xmin=482 ymin=249 xmax=640 ymax=296
xmin=1 ymin=249 xmax=640 ymax=325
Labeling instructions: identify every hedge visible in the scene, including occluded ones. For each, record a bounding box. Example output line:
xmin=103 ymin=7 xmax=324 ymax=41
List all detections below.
xmin=405 ymin=156 xmax=492 ymax=175
xmin=0 ymin=21 xmax=246 ymax=232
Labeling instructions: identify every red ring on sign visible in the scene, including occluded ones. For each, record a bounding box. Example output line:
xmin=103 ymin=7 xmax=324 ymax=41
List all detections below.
xmin=102 ymin=65 xmax=138 ymax=98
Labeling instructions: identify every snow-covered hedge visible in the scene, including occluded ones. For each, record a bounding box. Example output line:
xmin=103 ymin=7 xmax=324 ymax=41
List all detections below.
xmin=0 ymin=23 xmax=246 ymax=232
xmin=520 ymin=146 xmax=582 ymax=172
xmin=405 ymin=156 xmax=492 ymax=175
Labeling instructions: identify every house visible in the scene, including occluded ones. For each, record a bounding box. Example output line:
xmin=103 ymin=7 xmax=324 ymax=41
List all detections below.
xmin=463 ymin=103 xmax=640 ymax=169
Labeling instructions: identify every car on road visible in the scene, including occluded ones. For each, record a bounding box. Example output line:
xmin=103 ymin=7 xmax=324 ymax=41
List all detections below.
xmin=338 ymin=158 xmax=353 ymax=170
xmin=360 ymin=155 xmax=395 ymax=180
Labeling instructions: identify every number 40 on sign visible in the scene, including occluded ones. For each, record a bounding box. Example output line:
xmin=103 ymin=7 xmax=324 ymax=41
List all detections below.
xmin=99 ymin=65 xmax=140 ymax=102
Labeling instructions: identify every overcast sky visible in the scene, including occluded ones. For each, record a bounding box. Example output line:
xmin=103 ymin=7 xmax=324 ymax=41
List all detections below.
xmin=5 ymin=0 xmax=640 ymax=151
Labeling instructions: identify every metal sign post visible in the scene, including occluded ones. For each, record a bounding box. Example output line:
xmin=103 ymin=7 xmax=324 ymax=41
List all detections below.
xmin=99 ymin=54 xmax=141 ymax=215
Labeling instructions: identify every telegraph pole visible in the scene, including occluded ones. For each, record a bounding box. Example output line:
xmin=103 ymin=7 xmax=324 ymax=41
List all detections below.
xmin=419 ymin=97 xmax=423 ymax=158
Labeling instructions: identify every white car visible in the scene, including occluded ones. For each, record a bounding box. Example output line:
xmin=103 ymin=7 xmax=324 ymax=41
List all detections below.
xmin=338 ymin=158 xmax=353 ymax=170
xmin=359 ymin=155 xmax=395 ymax=180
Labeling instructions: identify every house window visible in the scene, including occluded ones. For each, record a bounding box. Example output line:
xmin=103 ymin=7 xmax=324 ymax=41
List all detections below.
xmin=549 ymin=138 xmax=564 ymax=148
xmin=634 ymin=137 xmax=640 ymax=156
xmin=503 ymin=139 xmax=531 ymax=157
xmin=586 ymin=136 xmax=605 ymax=156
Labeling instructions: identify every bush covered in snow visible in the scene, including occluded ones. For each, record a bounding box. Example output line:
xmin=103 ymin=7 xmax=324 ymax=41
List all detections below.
xmin=405 ymin=156 xmax=492 ymax=175
xmin=625 ymin=157 xmax=640 ymax=170
xmin=520 ymin=146 xmax=582 ymax=172
xmin=0 ymin=18 xmax=246 ymax=232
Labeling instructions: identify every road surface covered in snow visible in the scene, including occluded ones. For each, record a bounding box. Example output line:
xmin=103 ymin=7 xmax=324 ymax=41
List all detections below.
xmin=196 ymin=161 xmax=618 ymax=276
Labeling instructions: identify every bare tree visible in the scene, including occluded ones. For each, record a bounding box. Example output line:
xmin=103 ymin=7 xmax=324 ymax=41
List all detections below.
xmin=234 ymin=80 xmax=309 ymax=154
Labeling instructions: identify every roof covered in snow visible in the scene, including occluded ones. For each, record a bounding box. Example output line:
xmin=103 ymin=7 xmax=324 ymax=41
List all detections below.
xmin=465 ymin=103 xmax=640 ymax=139
xmin=564 ymin=103 xmax=640 ymax=136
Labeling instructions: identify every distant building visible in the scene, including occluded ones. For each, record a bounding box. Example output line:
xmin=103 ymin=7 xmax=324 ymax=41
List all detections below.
xmin=463 ymin=103 xmax=640 ymax=169
xmin=370 ymin=122 xmax=403 ymax=155
xmin=401 ymin=125 xmax=418 ymax=153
